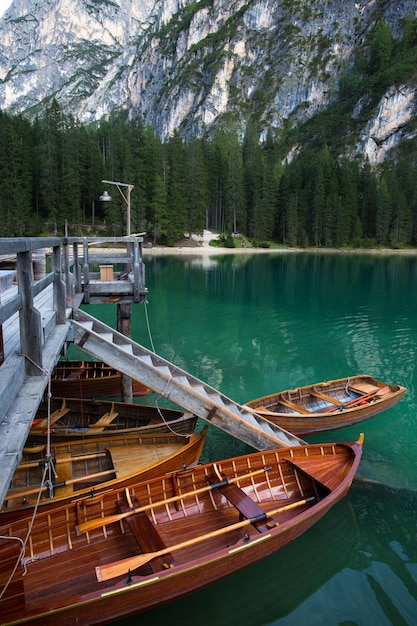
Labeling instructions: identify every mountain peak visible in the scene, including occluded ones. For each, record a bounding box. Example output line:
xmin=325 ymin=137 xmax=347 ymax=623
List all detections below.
xmin=0 ymin=0 xmax=416 ymax=160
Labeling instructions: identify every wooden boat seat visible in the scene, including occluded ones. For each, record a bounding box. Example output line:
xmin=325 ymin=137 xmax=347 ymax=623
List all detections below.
xmin=109 ymin=443 xmax=178 ymax=477
xmin=254 ymin=406 xmax=275 ymax=414
xmin=34 ymin=400 xmax=70 ymax=429
xmin=310 ymin=391 xmax=341 ymax=406
xmin=207 ymin=470 xmax=275 ymax=533
xmin=348 ymin=382 xmax=380 ymax=395
xmin=92 ymin=405 xmax=119 ymax=432
xmin=64 ymin=368 xmax=84 ymax=380
xmin=118 ymin=491 xmax=176 ymax=573
xmin=277 ymin=398 xmax=311 ymax=414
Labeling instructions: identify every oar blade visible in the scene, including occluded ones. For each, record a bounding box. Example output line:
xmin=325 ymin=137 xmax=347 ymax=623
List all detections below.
xmin=96 ymin=553 xmax=154 ymax=581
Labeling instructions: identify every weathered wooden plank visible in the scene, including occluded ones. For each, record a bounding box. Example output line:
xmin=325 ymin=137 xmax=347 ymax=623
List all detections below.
xmin=17 ymin=250 xmax=43 ymax=375
xmin=0 ymin=236 xmax=146 ymax=509
xmin=79 ymin=256 xmax=131 ymax=264
xmin=87 ymin=281 xmax=135 ymax=295
xmin=0 ymin=237 xmax=61 ymax=255
xmin=0 ymin=320 xmax=72 ymax=507
xmin=0 ymin=293 xmax=21 ymax=326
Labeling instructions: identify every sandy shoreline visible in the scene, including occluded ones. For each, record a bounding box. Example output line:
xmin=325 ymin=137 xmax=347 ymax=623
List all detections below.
xmin=141 ymin=244 xmax=417 ymax=256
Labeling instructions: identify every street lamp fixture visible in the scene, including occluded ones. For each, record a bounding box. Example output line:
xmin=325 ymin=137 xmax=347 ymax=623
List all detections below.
xmin=100 ymin=180 xmax=134 ymax=236
xmin=99 ymin=190 xmax=112 ymax=202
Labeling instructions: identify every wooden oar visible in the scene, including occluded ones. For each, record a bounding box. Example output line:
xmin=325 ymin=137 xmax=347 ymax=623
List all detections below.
xmin=96 ymin=496 xmax=316 ymax=582
xmin=31 ymin=422 xmax=149 ymax=431
xmin=17 ymin=452 xmax=108 ymax=470
xmin=77 ymin=466 xmax=272 ymax=535
xmin=3 ymin=468 xmax=116 ymax=502
xmin=332 ymin=385 xmax=390 ymax=411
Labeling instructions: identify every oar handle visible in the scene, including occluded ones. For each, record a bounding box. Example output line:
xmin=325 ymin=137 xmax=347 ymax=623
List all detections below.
xmin=96 ymin=496 xmax=316 ymax=582
xmin=330 ymin=385 xmax=390 ymax=412
xmin=17 ymin=451 xmax=107 ymax=470
xmin=3 ymin=468 xmax=116 ymax=502
xmin=77 ymin=466 xmax=272 ymax=535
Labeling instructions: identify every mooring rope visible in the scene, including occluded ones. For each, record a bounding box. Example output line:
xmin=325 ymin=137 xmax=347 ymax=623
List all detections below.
xmin=143 ymin=299 xmax=156 ymax=353
xmin=0 ymin=463 xmax=50 ymax=598
xmin=143 ymin=302 xmax=190 ymax=438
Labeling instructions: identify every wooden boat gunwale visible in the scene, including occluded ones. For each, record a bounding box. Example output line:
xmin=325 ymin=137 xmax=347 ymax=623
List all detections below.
xmin=0 ymin=437 xmax=362 ymax=625
xmin=51 ymin=359 xmax=149 ymax=398
xmin=1 ymin=427 xmax=207 ymax=519
xmin=29 ymin=396 xmax=197 ymax=440
xmin=245 ymin=374 xmax=406 ymax=435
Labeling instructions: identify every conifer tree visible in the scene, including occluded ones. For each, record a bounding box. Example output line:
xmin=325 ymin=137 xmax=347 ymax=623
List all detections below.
xmin=164 ymin=133 xmax=187 ymax=244
xmin=243 ymin=119 xmax=264 ymax=239
xmin=185 ymin=138 xmax=208 ymax=237
xmin=0 ymin=113 xmax=34 ymax=235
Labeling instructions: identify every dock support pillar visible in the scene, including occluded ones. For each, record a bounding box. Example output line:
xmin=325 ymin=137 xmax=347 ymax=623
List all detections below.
xmin=117 ymin=302 xmax=133 ymax=403
xmin=17 ymin=250 xmax=42 ymax=376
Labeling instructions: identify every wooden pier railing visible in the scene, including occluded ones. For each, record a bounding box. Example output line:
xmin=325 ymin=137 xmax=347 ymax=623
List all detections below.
xmin=0 ymin=235 xmax=145 ymax=507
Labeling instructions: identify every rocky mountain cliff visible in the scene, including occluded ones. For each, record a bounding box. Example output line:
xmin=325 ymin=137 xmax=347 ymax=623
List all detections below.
xmin=0 ymin=0 xmax=416 ymax=164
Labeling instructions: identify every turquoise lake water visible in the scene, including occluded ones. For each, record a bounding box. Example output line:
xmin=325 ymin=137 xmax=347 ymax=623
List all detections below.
xmin=74 ymin=251 xmax=417 ymax=625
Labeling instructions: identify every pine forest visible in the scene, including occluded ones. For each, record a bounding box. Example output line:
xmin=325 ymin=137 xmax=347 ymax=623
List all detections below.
xmin=1 ymin=19 xmax=417 ymax=249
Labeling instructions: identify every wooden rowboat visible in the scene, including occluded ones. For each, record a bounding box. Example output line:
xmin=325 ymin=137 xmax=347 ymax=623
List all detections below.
xmin=29 ymin=397 xmax=197 ymax=441
xmin=1 ymin=427 xmax=207 ymax=517
xmin=0 ymin=435 xmax=362 ymax=625
xmin=51 ymin=360 xmax=149 ymax=398
xmin=245 ymin=375 xmax=405 ymax=435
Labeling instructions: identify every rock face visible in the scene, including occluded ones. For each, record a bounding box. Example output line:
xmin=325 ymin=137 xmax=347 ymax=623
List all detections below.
xmin=359 ymin=85 xmax=417 ymax=164
xmin=0 ymin=0 xmax=416 ymax=162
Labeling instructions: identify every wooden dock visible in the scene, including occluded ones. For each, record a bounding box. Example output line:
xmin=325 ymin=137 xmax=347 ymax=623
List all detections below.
xmin=0 ymin=236 xmax=147 ymax=507
xmin=0 ymin=235 xmax=305 ymax=510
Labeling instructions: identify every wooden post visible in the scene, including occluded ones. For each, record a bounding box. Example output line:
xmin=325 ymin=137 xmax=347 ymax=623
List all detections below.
xmin=62 ymin=239 xmax=73 ymax=305
xmin=73 ymin=242 xmax=82 ymax=294
xmin=32 ymin=249 xmax=46 ymax=280
xmin=83 ymin=238 xmax=90 ymax=304
xmin=0 ymin=270 xmax=15 ymax=365
xmin=17 ymin=250 xmax=43 ymax=376
xmin=117 ymin=302 xmax=133 ymax=403
xmin=52 ymin=244 xmax=66 ymax=324
xmin=0 ymin=294 xmax=3 ymax=365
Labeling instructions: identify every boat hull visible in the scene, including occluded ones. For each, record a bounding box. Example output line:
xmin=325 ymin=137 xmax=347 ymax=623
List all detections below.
xmin=246 ymin=375 xmax=405 ymax=435
xmin=29 ymin=397 xmax=197 ymax=441
xmin=1 ymin=428 xmax=207 ymax=519
xmin=0 ymin=438 xmax=362 ymax=625
xmin=51 ymin=360 xmax=148 ymax=398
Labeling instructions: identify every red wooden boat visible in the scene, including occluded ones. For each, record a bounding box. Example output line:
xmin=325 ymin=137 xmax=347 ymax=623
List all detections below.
xmin=51 ymin=360 xmax=149 ymax=398
xmin=245 ymin=375 xmax=405 ymax=435
xmin=1 ymin=427 xmax=207 ymax=519
xmin=0 ymin=435 xmax=363 ymax=624
xmin=29 ymin=396 xmax=197 ymax=441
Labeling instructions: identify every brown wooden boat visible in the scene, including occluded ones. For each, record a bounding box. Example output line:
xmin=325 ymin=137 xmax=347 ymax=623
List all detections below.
xmin=51 ymin=360 xmax=149 ymax=397
xmin=1 ymin=427 xmax=207 ymax=517
xmin=29 ymin=397 xmax=197 ymax=441
xmin=0 ymin=435 xmax=363 ymax=625
xmin=245 ymin=375 xmax=405 ymax=435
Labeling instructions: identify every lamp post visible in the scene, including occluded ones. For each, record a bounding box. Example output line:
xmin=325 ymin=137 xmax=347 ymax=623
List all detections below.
xmin=100 ymin=180 xmax=134 ymax=236
xmin=99 ymin=180 xmax=135 ymax=403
